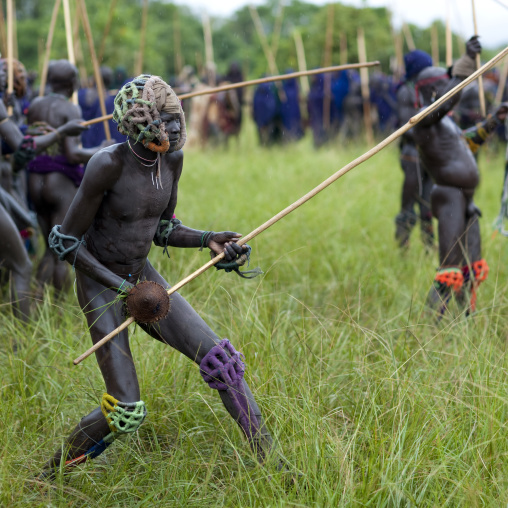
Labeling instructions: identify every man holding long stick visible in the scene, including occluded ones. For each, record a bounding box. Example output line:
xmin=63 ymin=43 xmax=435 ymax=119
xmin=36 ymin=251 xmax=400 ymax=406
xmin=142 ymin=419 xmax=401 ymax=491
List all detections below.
xmin=412 ymin=37 xmax=507 ymax=315
xmin=40 ymin=74 xmax=273 ymax=478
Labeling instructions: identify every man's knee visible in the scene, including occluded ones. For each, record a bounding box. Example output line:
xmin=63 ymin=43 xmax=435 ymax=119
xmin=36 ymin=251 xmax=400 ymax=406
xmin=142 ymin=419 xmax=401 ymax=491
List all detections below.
xmin=199 ymin=339 xmax=245 ymax=391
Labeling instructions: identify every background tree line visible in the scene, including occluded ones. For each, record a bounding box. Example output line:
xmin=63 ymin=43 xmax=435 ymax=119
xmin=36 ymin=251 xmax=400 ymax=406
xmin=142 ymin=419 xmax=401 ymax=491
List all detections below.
xmin=11 ymin=0 xmax=502 ymax=82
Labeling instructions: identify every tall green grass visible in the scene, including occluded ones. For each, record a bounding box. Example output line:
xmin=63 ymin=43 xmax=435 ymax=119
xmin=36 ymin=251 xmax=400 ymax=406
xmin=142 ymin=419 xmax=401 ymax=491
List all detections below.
xmin=1 ymin=124 xmax=508 ymax=506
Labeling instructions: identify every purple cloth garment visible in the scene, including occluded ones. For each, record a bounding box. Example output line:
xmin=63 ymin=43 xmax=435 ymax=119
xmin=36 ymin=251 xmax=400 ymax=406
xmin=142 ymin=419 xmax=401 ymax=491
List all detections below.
xmin=200 ymin=339 xmax=261 ymax=440
xmin=27 ymin=154 xmax=84 ymax=187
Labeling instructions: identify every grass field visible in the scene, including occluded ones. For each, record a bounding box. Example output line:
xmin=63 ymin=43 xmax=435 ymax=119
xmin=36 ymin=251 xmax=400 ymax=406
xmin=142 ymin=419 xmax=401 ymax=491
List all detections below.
xmin=1 ymin=122 xmax=508 ymax=507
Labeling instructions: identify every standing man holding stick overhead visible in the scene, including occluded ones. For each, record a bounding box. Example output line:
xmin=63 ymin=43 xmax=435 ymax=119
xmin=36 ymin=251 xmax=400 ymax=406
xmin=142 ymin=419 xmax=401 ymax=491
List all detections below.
xmin=40 ymin=75 xmax=274 ymax=478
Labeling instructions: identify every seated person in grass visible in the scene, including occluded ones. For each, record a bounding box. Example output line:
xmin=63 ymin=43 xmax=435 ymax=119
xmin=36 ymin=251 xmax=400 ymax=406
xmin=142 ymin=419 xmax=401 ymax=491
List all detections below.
xmin=412 ymin=36 xmax=507 ymax=315
xmin=41 ymin=75 xmax=274 ymax=478
xmin=394 ymin=50 xmax=434 ymax=249
xmin=0 ymin=64 xmax=86 ymax=323
xmin=27 ymin=60 xmax=112 ymax=298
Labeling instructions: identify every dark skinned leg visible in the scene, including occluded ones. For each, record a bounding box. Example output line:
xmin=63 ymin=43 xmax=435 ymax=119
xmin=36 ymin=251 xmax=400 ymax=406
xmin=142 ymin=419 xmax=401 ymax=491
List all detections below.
xmin=138 ymin=261 xmax=274 ymax=462
xmin=29 ymin=172 xmax=77 ymax=295
xmin=427 ymin=185 xmax=467 ymax=312
xmin=419 ymin=167 xmax=434 ymax=248
xmin=44 ymin=272 xmax=140 ymax=470
xmin=395 ymin=145 xmax=419 ymax=248
xmin=0 ymin=203 xmax=32 ymax=322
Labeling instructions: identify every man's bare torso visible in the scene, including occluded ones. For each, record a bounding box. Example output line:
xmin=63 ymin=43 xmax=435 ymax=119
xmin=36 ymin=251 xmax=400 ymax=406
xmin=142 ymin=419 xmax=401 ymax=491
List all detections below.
xmin=414 ymin=115 xmax=478 ymax=189
xmin=83 ymin=143 xmax=181 ymax=277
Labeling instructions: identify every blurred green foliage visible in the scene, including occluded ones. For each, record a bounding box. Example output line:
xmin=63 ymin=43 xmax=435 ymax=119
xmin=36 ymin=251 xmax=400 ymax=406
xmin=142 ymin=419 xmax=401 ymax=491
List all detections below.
xmin=12 ymin=0 xmax=502 ymax=82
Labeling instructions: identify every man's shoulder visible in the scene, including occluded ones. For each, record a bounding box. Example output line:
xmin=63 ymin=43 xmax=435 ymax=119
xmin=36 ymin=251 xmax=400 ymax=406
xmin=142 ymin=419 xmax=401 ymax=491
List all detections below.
xmin=86 ymin=143 xmax=125 ymax=178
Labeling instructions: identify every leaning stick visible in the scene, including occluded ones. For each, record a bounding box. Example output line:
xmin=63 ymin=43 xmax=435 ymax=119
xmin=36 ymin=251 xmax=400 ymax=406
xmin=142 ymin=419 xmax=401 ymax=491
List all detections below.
xmin=0 ymin=4 xmax=7 ymax=57
xmin=471 ymin=0 xmax=486 ymax=116
xmin=62 ymin=0 xmax=77 ymax=105
xmin=249 ymin=5 xmax=285 ymax=101
xmin=202 ymin=13 xmax=215 ymax=87
xmin=98 ymin=0 xmax=117 ymax=64
xmin=293 ymin=30 xmax=309 ymax=95
xmin=495 ymin=56 xmax=508 ymax=104
xmin=402 ymin=22 xmax=416 ymax=51
xmin=340 ymin=32 xmax=348 ymax=66
xmin=39 ymin=0 xmax=61 ymax=97
xmin=271 ymin=0 xmax=285 ymax=59
xmin=357 ymin=27 xmax=374 ymax=146
xmin=6 ymin=0 xmax=13 ymax=115
xmin=323 ymin=3 xmax=335 ymax=131
xmin=135 ymin=0 xmax=149 ymax=76
xmin=446 ymin=7 xmax=453 ymax=68
xmin=431 ymin=23 xmax=439 ymax=65
xmin=78 ymin=0 xmax=111 ymax=140
xmin=73 ymin=46 xmax=508 ymax=366
xmin=82 ymin=62 xmax=380 ymax=127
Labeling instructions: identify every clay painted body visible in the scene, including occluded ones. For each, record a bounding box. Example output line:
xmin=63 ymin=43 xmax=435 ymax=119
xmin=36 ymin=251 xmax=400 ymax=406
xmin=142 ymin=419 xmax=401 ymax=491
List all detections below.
xmin=43 ymin=85 xmax=273 ymax=473
xmin=27 ymin=60 xmax=111 ymax=295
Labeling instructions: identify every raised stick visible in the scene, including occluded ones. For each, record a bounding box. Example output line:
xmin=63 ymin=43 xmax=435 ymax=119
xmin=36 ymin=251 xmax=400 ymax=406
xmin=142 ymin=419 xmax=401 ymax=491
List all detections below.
xmin=0 ymin=4 xmax=7 ymax=57
xmin=82 ymin=62 xmax=380 ymax=127
xmin=446 ymin=6 xmax=453 ymax=68
xmin=62 ymin=0 xmax=77 ymax=105
xmin=271 ymin=0 xmax=285 ymax=59
xmin=73 ymin=2 xmax=87 ymax=87
xmin=6 ymin=0 xmax=13 ymax=115
xmin=357 ymin=27 xmax=374 ymax=146
xmin=202 ymin=13 xmax=215 ymax=87
xmin=78 ymin=0 xmax=111 ymax=140
xmin=431 ymin=23 xmax=439 ymax=65
xmin=98 ymin=0 xmax=118 ymax=65
xmin=495 ymin=56 xmax=508 ymax=104
xmin=39 ymin=0 xmax=61 ymax=98
xmin=292 ymin=30 xmax=309 ymax=95
xmin=340 ymin=32 xmax=348 ymax=66
xmin=135 ymin=0 xmax=149 ymax=76
xmin=249 ymin=5 xmax=285 ymax=101
xmin=173 ymin=7 xmax=182 ymax=75
xmin=323 ymin=3 xmax=334 ymax=131
xmin=471 ymin=0 xmax=486 ymax=116
xmin=402 ymin=22 xmax=416 ymax=51
xmin=72 ymin=46 xmax=508 ymax=365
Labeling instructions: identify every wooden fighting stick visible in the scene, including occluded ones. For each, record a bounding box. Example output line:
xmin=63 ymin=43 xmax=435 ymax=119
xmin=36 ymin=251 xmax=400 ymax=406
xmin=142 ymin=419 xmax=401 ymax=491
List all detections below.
xmin=6 ymin=0 xmax=13 ymax=115
xmin=78 ymin=0 xmax=111 ymax=140
xmin=81 ymin=62 xmax=381 ymax=127
xmin=73 ymin=46 xmax=508 ymax=366
xmin=471 ymin=0 xmax=486 ymax=117
xmin=39 ymin=0 xmax=61 ymax=98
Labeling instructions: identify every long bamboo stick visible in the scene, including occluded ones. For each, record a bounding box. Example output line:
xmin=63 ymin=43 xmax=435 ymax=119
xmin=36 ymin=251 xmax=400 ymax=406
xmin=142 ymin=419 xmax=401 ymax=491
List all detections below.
xmin=6 ymin=0 xmax=13 ymax=116
xmin=173 ymin=7 xmax=182 ymax=75
xmin=402 ymin=22 xmax=416 ymax=51
xmin=0 ymin=4 xmax=7 ymax=57
xmin=495 ymin=57 xmax=508 ymax=104
xmin=82 ymin=62 xmax=380 ymax=127
xmin=39 ymin=0 xmax=61 ymax=98
xmin=340 ymin=32 xmax=348 ymax=66
xmin=98 ymin=0 xmax=117 ymax=65
xmin=248 ymin=5 xmax=286 ymax=101
xmin=271 ymin=0 xmax=285 ymax=59
xmin=293 ymin=30 xmax=309 ymax=95
xmin=62 ymin=0 xmax=77 ymax=105
xmin=202 ymin=13 xmax=215 ymax=86
xmin=471 ymin=0 xmax=486 ymax=116
xmin=73 ymin=3 xmax=87 ymax=87
xmin=78 ymin=0 xmax=111 ymax=140
xmin=323 ymin=3 xmax=334 ymax=131
xmin=446 ymin=7 xmax=453 ymax=68
xmin=73 ymin=46 xmax=508 ymax=365
xmin=135 ymin=0 xmax=148 ymax=76
xmin=431 ymin=23 xmax=439 ymax=65
xmin=357 ymin=28 xmax=374 ymax=146
xmin=12 ymin=0 xmax=17 ymax=60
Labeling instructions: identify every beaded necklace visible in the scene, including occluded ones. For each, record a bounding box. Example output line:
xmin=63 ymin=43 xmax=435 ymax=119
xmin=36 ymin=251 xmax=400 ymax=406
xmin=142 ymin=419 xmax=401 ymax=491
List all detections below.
xmin=127 ymin=139 xmax=163 ymax=189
